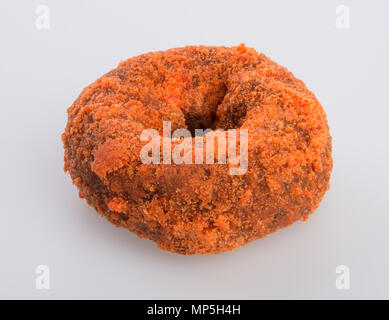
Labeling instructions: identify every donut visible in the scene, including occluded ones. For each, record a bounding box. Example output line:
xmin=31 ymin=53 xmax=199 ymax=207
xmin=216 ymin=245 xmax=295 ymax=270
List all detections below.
xmin=62 ymin=44 xmax=332 ymax=255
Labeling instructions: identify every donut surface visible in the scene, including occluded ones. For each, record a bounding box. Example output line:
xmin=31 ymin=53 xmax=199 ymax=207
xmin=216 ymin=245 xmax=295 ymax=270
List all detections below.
xmin=62 ymin=45 xmax=332 ymax=255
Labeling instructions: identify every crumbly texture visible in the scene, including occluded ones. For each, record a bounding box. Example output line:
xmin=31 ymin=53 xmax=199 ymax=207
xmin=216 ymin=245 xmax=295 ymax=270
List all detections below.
xmin=62 ymin=44 xmax=332 ymax=255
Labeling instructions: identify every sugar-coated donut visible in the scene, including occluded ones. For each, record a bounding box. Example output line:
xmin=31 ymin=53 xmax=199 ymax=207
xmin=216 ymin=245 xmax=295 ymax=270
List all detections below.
xmin=62 ymin=45 xmax=332 ymax=255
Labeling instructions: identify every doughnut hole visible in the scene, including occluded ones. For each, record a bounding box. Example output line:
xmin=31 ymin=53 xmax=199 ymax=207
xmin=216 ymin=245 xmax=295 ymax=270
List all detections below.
xmin=182 ymin=83 xmax=227 ymax=135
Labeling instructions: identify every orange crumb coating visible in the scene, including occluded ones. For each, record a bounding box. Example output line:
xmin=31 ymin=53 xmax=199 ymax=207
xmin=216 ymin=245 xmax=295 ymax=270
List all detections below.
xmin=62 ymin=45 xmax=332 ymax=255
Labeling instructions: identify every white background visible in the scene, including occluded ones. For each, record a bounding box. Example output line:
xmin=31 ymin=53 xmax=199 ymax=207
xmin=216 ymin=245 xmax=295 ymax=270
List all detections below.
xmin=0 ymin=0 xmax=388 ymax=299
